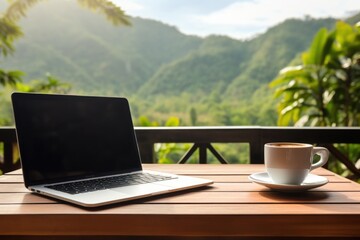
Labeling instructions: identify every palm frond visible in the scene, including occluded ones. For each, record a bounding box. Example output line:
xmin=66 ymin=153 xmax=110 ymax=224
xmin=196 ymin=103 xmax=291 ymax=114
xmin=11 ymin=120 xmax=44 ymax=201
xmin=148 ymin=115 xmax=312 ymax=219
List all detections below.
xmin=4 ymin=0 xmax=44 ymax=21
xmin=76 ymin=0 xmax=131 ymax=26
xmin=0 ymin=17 xmax=22 ymax=56
xmin=0 ymin=69 xmax=24 ymax=86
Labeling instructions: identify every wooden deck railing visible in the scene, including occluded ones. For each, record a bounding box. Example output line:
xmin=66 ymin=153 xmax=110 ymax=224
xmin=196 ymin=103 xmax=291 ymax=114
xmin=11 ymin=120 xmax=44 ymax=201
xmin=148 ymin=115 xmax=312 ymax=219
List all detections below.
xmin=0 ymin=127 xmax=20 ymax=174
xmin=1 ymin=126 xmax=360 ymax=175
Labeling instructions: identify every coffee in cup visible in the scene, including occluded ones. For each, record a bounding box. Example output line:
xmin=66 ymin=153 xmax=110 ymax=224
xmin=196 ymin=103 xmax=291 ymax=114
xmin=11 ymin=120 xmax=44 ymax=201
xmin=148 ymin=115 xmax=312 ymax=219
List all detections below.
xmin=264 ymin=142 xmax=329 ymax=185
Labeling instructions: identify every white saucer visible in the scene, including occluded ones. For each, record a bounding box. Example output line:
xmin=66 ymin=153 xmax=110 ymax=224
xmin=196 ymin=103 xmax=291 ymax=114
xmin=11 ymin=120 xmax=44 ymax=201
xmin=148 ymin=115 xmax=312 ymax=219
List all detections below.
xmin=248 ymin=172 xmax=328 ymax=192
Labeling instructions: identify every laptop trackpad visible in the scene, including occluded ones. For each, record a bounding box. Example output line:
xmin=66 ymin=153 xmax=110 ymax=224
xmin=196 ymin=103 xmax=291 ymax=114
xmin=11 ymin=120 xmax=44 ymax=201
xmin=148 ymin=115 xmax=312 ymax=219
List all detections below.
xmin=110 ymin=183 xmax=172 ymax=196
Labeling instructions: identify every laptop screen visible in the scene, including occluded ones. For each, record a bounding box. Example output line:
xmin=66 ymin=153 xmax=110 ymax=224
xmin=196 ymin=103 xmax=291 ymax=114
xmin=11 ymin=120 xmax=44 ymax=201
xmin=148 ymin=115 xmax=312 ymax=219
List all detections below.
xmin=12 ymin=93 xmax=142 ymax=186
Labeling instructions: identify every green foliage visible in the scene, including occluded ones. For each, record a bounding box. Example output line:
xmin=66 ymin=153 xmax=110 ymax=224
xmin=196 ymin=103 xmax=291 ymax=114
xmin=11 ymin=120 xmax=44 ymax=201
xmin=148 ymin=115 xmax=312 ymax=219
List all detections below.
xmin=136 ymin=115 xmax=187 ymax=164
xmin=328 ymin=21 xmax=360 ymax=126
xmin=0 ymin=0 xmax=132 ymax=125
xmin=133 ymin=17 xmax=336 ymax=126
xmin=155 ymin=143 xmax=192 ymax=164
xmin=136 ymin=114 xmax=250 ymax=164
xmin=138 ymin=116 xmax=159 ymax=127
xmin=189 ymin=107 xmax=197 ymax=126
xmin=0 ymin=17 xmax=22 ymax=56
xmin=1 ymin=0 xmax=129 ymax=57
xmin=0 ymin=1 xmax=358 ymax=170
xmin=302 ymin=28 xmax=335 ymax=65
xmin=3 ymin=13 xmax=201 ymax=93
xmin=270 ymin=64 xmax=333 ymax=126
xmin=165 ymin=116 xmax=180 ymax=126
xmin=4 ymin=0 xmax=44 ymax=22
xmin=271 ymin=20 xmax=360 ymax=180
xmin=139 ymin=37 xmax=245 ymax=96
xmin=0 ymin=86 xmax=14 ymax=125
xmin=75 ymin=0 xmax=130 ymax=26
xmin=327 ymin=143 xmax=360 ymax=180
xmin=271 ymin=21 xmax=360 ymax=127
xmin=15 ymin=73 xmax=71 ymax=93
xmin=225 ymin=17 xmax=336 ymax=100
xmin=1 ymin=0 xmax=359 ymax=128
xmin=0 ymin=68 xmax=23 ymax=86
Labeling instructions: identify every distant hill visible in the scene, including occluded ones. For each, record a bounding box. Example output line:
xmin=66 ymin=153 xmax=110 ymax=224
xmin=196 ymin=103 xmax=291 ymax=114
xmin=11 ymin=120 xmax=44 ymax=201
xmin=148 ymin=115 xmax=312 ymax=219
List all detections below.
xmin=138 ymin=36 xmax=249 ymax=96
xmin=1 ymin=0 xmax=359 ymax=125
xmin=2 ymin=0 xmax=202 ymax=95
xmin=345 ymin=12 xmax=360 ymax=25
xmin=225 ymin=17 xmax=337 ymax=99
xmin=139 ymin=17 xmax=336 ymax=100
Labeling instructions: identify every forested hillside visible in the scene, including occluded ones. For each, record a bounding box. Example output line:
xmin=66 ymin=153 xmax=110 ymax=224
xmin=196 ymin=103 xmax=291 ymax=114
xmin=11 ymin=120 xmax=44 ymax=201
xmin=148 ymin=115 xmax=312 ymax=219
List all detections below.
xmin=2 ymin=0 xmax=202 ymax=95
xmin=141 ymin=18 xmax=336 ymax=100
xmin=1 ymin=0 xmax=356 ymax=125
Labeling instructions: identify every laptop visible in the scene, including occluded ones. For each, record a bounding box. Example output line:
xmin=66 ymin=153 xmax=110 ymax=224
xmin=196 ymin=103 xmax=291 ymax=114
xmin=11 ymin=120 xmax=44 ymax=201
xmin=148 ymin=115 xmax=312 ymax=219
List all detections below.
xmin=11 ymin=92 xmax=213 ymax=207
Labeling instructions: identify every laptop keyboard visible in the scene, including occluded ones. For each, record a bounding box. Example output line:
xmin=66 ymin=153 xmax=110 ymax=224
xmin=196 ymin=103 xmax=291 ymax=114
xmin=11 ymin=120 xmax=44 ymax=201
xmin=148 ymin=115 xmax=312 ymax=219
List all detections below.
xmin=45 ymin=172 xmax=177 ymax=195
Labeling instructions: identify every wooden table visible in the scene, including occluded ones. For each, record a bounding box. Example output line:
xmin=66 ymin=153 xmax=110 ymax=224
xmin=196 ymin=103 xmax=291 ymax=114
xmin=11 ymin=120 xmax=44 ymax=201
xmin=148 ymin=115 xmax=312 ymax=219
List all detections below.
xmin=0 ymin=164 xmax=360 ymax=239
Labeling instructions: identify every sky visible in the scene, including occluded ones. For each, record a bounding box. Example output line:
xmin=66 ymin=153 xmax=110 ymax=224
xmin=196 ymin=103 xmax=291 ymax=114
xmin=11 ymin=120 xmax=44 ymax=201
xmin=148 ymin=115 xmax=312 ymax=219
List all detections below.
xmin=112 ymin=0 xmax=360 ymax=39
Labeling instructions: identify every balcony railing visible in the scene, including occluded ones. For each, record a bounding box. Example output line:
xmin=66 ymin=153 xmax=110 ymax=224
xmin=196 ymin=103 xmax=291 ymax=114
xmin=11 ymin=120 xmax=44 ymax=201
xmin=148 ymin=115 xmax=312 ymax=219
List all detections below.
xmin=1 ymin=126 xmax=360 ymax=176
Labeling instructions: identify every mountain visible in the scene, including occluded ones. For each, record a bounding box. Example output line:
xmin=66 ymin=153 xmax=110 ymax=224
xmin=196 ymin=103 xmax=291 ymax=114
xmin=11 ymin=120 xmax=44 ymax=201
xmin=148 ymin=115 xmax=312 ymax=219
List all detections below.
xmin=139 ymin=17 xmax=336 ymax=100
xmin=138 ymin=36 xmax=249 ymax=96
xmin=1 ymin=0 xmax=358 ymax=125
xmin=345 ymin=12 xmax=360 ymax=25
xmin=1 ymin=0 xmax=201 ymax=95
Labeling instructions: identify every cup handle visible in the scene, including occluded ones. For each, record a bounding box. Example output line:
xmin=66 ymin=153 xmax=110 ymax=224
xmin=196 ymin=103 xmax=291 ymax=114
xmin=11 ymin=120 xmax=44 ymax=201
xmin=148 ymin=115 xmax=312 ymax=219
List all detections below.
xmin=310 ymin=147 xmax=329 ymax=171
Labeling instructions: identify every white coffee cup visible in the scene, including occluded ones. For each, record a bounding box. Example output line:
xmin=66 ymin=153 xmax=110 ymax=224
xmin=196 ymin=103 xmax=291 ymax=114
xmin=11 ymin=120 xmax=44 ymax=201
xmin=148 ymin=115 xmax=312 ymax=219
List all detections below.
xmin=264 ymin=142 xmax=329 ymax=185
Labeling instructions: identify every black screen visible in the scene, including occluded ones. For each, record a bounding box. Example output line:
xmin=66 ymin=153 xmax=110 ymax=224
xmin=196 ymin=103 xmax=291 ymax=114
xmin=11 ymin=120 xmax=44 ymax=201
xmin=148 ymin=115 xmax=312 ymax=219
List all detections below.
xmin=12 ymin=93 xmax=142 ymax=186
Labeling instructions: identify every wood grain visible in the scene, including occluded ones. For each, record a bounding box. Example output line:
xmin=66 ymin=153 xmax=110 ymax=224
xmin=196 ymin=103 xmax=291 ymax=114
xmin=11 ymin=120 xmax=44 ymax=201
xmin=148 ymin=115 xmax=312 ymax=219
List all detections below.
xmin=2 ymin=190 xmax=360 ymax=205
xmin=0 ymin=164 xmax=359 ymax=239
xmin=5 ymin=164 xmax=335 ymax=175
xmin=0 ymin=173 xmax=348 ymax=183
xmin=0 ymin=211 xmax=359 ymax=237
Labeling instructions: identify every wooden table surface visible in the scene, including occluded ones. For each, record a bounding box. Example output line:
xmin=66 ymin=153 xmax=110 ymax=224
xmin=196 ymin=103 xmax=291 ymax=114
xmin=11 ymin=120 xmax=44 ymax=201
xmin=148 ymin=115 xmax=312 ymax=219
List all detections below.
xmin=0 ymin=164 xmax=360 ymax=239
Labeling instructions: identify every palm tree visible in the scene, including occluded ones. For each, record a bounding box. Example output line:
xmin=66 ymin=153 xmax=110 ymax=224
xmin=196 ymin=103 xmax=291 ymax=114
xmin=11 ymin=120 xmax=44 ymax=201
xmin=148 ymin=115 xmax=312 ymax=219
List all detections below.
xmin=271 ymin=21 xmax=360 ymax=127
xmin=270 ymin=28 xmax=336 ymax=126
xmin=327 ymin=21 xmax=360 ymax=127
xmin=270 ymin=21 xmax=360 ymax=180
